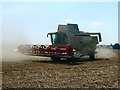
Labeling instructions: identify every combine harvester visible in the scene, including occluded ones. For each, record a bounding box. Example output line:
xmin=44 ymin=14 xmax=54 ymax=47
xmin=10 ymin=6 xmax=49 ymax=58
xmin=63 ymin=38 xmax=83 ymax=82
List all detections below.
xmin=18 ymin=24 xmax=102 ymax=61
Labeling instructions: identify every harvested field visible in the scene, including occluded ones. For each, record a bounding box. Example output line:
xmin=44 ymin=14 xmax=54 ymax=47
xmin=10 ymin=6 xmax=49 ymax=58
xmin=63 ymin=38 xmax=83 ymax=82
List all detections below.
xmin=2 ymin=50 xmax=119 ymax=88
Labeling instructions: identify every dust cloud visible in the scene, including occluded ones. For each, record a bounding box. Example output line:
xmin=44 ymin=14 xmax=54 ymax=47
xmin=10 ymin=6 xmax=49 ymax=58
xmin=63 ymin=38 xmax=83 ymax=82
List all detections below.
xmin=95 ymin=46 xmax=116 ymax=58
xmin=2 ymin=45 xmax=28 ymax=62
xmin=2 ymin=30 xmax=33 ymax=62
xmin=2 ymin=26 xmax=50 ymax=62
xmin=2 ymin=44 xmax=49 ymax=62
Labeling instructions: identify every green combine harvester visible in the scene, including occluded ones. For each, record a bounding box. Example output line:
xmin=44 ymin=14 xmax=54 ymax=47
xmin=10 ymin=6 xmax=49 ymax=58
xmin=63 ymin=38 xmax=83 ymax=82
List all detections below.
xmin=18 ymin=23 xmax=102 ymax=61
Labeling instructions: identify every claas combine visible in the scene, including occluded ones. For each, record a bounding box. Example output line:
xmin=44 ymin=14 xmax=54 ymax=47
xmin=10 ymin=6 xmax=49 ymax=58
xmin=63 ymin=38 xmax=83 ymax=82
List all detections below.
xmin=18 ymin=23 xmax=102 ymax=61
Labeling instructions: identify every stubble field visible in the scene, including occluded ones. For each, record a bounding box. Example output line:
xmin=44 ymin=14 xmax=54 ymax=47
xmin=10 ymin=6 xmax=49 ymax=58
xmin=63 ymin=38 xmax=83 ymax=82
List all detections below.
xmin=2 ymin=50 xmax=119 ymax=88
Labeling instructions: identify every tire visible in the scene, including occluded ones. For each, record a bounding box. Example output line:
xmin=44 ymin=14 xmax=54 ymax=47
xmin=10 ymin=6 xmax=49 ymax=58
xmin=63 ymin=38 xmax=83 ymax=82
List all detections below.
xmin=89 ymin=53 xmax=95 ymax=59
xmin=50 ymin=57 xmax=61 ymax=61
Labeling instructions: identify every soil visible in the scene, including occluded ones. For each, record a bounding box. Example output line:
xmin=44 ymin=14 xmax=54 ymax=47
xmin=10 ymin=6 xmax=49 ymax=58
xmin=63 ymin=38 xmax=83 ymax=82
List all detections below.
xmin=2 ymin=50 xmax=119 ymax=88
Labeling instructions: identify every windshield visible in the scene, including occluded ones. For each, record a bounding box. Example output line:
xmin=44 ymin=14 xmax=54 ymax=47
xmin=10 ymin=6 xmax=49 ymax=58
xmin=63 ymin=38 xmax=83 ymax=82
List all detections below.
xmin=50 ymin=33 xmax=65 ymax=45
xmin=51 ymin=34 xmax=58 ymax=45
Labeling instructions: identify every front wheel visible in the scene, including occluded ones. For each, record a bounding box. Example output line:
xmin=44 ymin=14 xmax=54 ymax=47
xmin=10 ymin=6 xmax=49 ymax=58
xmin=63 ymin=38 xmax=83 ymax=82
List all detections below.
xmin=50 ymin=57 xmax=61 ymax=61
xmin=89 ymin=52 xmax=95 ymax=59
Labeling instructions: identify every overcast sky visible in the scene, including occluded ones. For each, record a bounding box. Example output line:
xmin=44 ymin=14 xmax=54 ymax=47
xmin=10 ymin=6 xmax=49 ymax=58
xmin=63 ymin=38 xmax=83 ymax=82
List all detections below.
xmin=2 ymin=2 xmax=118 ymax=45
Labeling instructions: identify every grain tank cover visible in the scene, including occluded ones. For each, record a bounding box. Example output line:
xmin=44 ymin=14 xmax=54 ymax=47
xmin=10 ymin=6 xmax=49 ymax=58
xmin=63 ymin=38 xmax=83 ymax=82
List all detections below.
xmin=58 ymin=23 xmax=79 ymax=33
xmin=67 ymin=24 xmax=79 ymax=33
xmin=58 ymin=25 xmax=68 ymax=33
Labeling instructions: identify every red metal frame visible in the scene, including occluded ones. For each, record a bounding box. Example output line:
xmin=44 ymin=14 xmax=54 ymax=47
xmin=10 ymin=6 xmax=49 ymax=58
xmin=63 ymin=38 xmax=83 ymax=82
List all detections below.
xmin=25 ymin=45 xmax=73 ymax=58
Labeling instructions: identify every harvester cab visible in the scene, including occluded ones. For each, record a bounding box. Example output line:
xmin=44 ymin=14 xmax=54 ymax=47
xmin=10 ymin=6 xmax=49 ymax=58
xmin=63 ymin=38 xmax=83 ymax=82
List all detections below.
xmin=18 ymin=23 xmax=102 ymax=61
